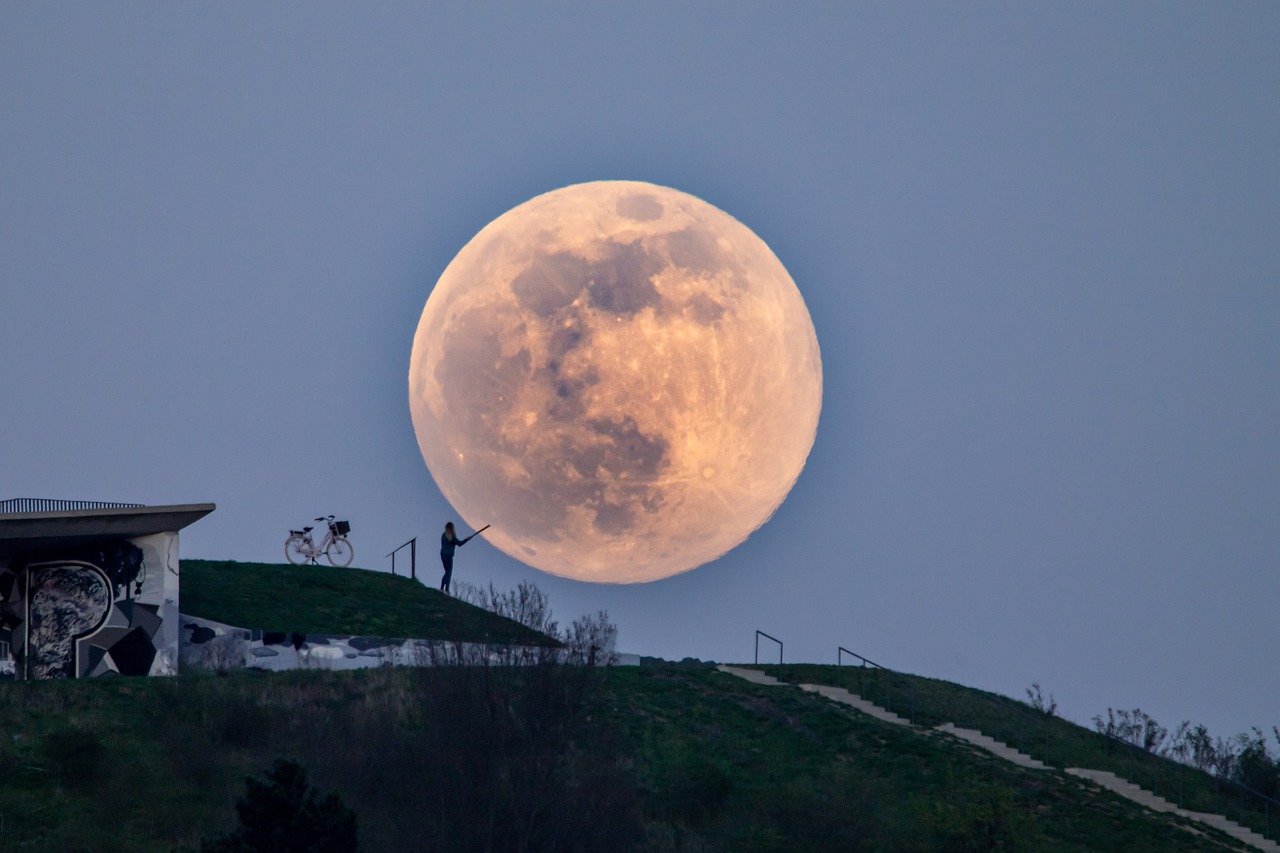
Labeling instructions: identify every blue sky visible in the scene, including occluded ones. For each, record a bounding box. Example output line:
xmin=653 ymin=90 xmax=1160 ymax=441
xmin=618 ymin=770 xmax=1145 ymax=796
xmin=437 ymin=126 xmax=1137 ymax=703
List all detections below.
xmin=2 ymin=3 xmax=1276 ymax=737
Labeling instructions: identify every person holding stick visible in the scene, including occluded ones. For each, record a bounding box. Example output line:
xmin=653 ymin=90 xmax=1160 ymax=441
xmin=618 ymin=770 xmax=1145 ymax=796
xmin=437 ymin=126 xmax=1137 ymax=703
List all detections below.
xmin=439 ymin=522 xmax=489 ymax=594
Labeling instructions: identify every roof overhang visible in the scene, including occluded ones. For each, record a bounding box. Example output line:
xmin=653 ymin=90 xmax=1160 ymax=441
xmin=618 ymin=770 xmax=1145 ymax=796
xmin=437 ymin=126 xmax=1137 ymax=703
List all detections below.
xmin=0 ymin=503 xmax=216 ymax=560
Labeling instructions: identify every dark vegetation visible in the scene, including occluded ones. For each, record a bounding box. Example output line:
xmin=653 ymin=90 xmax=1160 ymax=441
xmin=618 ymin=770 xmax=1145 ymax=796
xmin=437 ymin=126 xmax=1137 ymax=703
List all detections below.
xmin=5 ymin=662 xmax=1274 ymax=852
xmin=1091 ymin=709 xmax=1280 ymax=801
xmin=2 ymin=563 xmax=1274 ymax=851
xmin=203 ymin=759 xmax=357 ymax=853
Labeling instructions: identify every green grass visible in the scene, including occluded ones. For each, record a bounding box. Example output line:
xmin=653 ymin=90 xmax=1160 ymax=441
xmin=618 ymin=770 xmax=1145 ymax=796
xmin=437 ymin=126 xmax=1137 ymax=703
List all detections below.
xmin=753 ymin=663 xmax=1277 ymax=843
xmin=181 ymin=559 xmax=556 ymax=646
xmin=0 ymin=665 xmax=1257 ymax=853
xmin=5 ymin=561 xmax=1272 ymax=851
xmin=601 ymin=665 xmax=1254 ymax=853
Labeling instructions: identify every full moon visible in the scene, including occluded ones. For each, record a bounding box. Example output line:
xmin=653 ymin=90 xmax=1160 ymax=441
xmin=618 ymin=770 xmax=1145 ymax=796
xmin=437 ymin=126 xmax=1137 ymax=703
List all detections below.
xmin=409 ymin=181 xmax=821 ymax=583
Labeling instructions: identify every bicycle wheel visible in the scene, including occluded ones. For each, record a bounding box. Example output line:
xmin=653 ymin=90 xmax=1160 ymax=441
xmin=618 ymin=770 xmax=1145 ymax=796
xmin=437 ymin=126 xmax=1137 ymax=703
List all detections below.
xmin=326 ymin=537 xmax=354 ymax=567
xmin=285 ymin=535 xmax=311 ymax=565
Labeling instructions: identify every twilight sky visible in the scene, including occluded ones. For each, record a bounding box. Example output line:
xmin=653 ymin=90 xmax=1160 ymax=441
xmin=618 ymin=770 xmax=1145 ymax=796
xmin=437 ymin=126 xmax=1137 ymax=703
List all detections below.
xmin=2 ymin=4 xmax=1276 ymax=738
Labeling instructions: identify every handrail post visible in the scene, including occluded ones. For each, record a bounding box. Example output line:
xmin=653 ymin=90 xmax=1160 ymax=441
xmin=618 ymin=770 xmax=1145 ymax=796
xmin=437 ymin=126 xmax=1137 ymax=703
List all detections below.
xmin=754 ymin=630 xmax=783 ymax=682
xmin=386 ymin=538 xmax=418 ymax=580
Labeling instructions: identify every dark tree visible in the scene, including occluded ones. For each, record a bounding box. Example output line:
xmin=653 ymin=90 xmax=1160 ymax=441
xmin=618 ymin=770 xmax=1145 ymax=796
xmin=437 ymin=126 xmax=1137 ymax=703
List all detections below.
xmin=204 ymin=759 xmax=358 ymax=853
xmin=1233 ymin=729 xmax=1279 ymax=798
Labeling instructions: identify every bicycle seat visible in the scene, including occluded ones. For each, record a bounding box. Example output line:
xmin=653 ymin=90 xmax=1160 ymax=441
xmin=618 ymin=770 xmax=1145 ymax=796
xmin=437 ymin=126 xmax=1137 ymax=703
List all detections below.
xmin=303 ymin=526 xmax=313 ymax=533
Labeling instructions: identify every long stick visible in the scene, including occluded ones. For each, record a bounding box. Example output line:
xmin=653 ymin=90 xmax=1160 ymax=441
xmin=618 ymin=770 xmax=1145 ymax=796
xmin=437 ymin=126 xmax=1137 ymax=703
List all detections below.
xmin=465 ymin=524 xmax=491 ymax=544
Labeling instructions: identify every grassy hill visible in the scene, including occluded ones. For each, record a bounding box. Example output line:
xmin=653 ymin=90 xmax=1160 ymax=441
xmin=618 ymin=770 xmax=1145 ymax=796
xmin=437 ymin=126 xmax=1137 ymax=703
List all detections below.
xmin=0 ymin=664 xmax=1264 ymax=853
xmin=180 ymin=559 xmax=557 ymax=646
xmin=756 ymin=664 xmax=1277 ymax=847
xmin=3 ymin=563 xmax=1272 ymax=851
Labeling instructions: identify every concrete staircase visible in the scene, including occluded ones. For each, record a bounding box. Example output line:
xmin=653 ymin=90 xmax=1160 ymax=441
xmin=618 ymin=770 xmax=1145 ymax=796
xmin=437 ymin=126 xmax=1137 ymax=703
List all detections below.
xmin=935 ymin=722 xmax=1049 ymax=769
xmin=1065 ymin=768 xmax=1280 ymax=853
xmin=715 ymin=665 xmax=1278 ymax=852
xmin=799 ymin=682 xmax=913 ymax=727
xmin=716 ymin=664 xmax=784 ymax=686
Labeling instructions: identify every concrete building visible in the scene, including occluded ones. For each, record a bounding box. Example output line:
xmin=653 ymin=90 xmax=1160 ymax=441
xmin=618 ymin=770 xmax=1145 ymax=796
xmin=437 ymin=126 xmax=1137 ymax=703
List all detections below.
xmin=0 ymin=499 xmax=214 ymax=679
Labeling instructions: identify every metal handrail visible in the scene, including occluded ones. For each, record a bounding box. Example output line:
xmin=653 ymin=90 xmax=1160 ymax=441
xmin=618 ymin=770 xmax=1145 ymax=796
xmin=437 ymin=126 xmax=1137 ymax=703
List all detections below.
xmin=838 ymin=646 xmax=885 ymax=669
xmin=1099 ymin=729 xmax=1280 ymax=829
xmin=386 ymin=538 xmax=417 ymax=580
xmin=754 ymin=630 xmax=783 ymax=681
xmin=0 ymin=498 xmax=145 ymax=514
xmin=836 ymin=646 xmax=916 ymax=723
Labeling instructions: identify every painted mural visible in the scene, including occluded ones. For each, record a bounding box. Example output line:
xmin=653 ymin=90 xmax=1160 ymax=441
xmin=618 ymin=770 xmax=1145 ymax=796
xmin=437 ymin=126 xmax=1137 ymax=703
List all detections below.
xmin=0 ymin=533 xmax=180 ymax=679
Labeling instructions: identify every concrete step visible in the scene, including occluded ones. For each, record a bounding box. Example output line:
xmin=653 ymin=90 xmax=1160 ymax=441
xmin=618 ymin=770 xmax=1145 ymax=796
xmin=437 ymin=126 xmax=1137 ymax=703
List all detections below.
xmin=934 ymin=722 xmax=1049 ymax=770
xmin=1066 ymin=768 xmax=1280 ymax=852
xmin=1066 ymin=769 xmax=1179 ymax=812
xmin=799 ymin=683 xmax=913 ymax=727
xmin=715 ymin=664 xmax=784 ymax=686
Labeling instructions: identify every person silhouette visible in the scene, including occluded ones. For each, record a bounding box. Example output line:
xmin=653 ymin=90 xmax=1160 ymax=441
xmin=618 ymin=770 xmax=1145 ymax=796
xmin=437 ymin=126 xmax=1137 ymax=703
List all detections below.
xmin=439 ymin=521 xmax=472 ymax=594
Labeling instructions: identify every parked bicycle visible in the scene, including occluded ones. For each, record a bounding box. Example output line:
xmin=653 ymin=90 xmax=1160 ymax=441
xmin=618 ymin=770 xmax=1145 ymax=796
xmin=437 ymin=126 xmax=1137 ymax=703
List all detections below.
xmin=285 ymin=516 xmax=354 ymax=567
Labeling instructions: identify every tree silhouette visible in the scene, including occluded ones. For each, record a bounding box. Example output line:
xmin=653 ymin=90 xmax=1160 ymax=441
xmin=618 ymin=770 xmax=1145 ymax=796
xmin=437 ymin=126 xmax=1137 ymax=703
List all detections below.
xmin=204 ymin=759 xmax=357 ymax=853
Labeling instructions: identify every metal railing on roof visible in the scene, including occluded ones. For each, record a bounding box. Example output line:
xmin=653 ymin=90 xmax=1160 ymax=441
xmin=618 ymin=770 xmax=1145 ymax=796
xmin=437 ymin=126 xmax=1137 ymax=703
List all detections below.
xmin=0 ymin=498 xmax=145 ymax=514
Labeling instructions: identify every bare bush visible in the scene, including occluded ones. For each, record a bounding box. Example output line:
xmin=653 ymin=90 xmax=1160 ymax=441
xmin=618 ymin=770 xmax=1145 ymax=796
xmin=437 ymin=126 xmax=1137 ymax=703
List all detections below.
xmin=448 ymin=580 xmax=483 ymax=607
xmin=455 ymin=580 xmax=621 ymax=667
xmin=1092 ymin=708 xmax=1168 ymax=753
xmin=562 ymin=610 xmax=618 ymax=666
xmin=203 ymin=632 xmax=247 ymax=676
xmin=1100 ymin=712 xmax=1280 ymax=792
xmin=1024 ymin=682 xmax=1057 ymax=717
xmin=1165 ymin=721 xmax=1218 ymax=771
xmin=488 ymin=580 xmax=560 ymax=638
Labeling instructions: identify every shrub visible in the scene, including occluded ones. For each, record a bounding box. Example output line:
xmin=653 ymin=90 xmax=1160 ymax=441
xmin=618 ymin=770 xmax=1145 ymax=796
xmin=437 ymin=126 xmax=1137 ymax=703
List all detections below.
xmin=455 ymin=580 xmax=621 ymax=667
xmin=1232 ymin=729 xmax=1279 ymax=798
xmin=203 ymin=758 xmax=358 ymax=853
xmin=204 ymin=632 xmax=248 ymax=676
xmin=1092 ymin=708 xmax=1167 ymax=753
xmin=562 ymin=610 xmax=619 ymax=666
xmin=1024 ymin=683 xmax=1057 ymax=717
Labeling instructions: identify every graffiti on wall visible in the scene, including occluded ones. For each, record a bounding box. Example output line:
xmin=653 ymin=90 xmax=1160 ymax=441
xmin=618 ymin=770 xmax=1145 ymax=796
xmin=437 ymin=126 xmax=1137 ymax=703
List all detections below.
xmin=0 ymin=533 xmax=179 ymax=679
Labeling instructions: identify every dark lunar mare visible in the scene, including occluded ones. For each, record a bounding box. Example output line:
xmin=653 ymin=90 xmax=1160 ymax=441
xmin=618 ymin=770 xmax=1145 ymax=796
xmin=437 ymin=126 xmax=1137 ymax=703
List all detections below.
xmin=430 ymin=223 xmax=752 ymax=549
xmin=435 ymin=239 xmax=679 ymax=537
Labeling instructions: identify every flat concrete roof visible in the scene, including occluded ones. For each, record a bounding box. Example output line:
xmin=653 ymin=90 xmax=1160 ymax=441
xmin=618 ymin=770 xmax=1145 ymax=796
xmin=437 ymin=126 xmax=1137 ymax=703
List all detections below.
xmin=0 ymin=503 xmax=216 ymax=559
